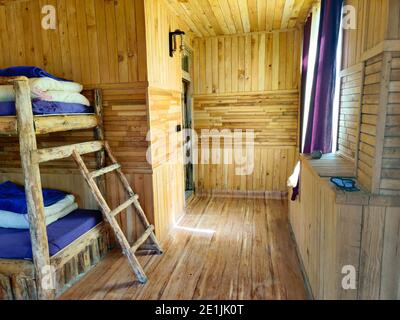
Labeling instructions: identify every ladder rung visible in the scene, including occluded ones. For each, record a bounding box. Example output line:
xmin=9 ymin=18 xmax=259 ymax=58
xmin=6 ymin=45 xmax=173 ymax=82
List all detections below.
xmin=89 ymin=163 xmax=121 ymax=179
xmin=110 ymin=195 xmax=138 ymax=217
xmin=131 ymin=225 xmax=155 ymax=253
xmin=32 ymin=141 xmax=104 ymax=164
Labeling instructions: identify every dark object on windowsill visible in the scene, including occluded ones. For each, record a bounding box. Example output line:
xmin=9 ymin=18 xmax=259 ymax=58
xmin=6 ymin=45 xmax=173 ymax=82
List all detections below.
xmin=330 ymin=177 xmax=360 ymax=192
xmin=311 ymin=150 xmax=323 ymax=159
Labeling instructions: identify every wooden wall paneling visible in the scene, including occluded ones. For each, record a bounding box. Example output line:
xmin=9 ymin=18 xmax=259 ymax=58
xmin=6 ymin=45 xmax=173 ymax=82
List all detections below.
xmin=372 ymin=52 xmax=392 ymax=193
xmin=356 ymin=54 xmax=384 ymax=192
xmin=380 ymin=52 xmax=400 ymax=195
xmin=358 ymin=206 xmax=386 ymax=300
xmin=142 ymin=0 xmax=191 ymax=240
xmin=338 ymin=64 xmax=364 ymax=162
xmin=193 ymin=30 xmax=301 ymax=95
xmin=193 ymin=90 xmax=299 ymax=194
xmin=380 ymin=206 xmax=400 ymax=299
xmin=288 ymin=156 xmax=400 ymax=300
xmin=147 ymin=87 xmax=185 ymax=240
xmin=335 ymin=204 xmax=363 ymax=300
xmin=342 ymin=0 xmax=390 ymax=70
xmin=0 ymin=0 xmax=147 ymax=85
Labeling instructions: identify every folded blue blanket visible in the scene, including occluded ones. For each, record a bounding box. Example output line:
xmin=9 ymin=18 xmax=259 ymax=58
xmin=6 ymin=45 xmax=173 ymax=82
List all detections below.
xmin=0 ymin=181 xmax=67 ymax=214
xmin=0 ymin=100 xmax=93 ymax=116
xmin=0 ymin=66 xmax=68 ymax=81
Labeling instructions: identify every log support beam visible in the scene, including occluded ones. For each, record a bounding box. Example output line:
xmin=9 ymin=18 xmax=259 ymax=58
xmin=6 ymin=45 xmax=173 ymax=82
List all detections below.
xmin=14 ymin=79 xmax=55 ymax=300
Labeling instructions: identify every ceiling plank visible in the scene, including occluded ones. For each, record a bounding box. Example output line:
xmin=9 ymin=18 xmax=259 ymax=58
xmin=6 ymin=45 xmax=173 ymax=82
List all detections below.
xmin=247 ymin=0 xmax=258 ymax=32
xmin=179 ymin=1 xmax=213 ymax=36
xmin=189 ymin=0 xmax=217 ymax=36
xmin=273 ymin=0 xmax=286 ymax=30
xmin=208 ymin=0 xmax=231 ymax=34
xmin=165 ymin=0 xmax=204 ymax=36
xmin=281 ymin=0 xmax=295 ymax=29
xmin=218 ymin=0 xmax=237 ymax=34
xmin=297 ymin=0 xmax=314 ymax=27
xmin=288 ymin=0 xmax=305 ymax=28
xmin=257 ymin=0 xmax=267 ymax=32
xmin=238 ymin=0 xmax=251 ymax=33
xmin=266 ymin=0 xmax=276 ymax=32
xmin=227 ymin=0 xmax=244 ymax=34
xmin=197 ymin=0 xmax=225 ymax=35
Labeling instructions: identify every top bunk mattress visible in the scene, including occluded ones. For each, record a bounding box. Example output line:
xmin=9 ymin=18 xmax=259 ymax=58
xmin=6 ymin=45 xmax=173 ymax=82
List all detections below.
xmin=0 ymin=100 xmax=94 ymax=116
xmin=0 ymin=209 xmax=103 ymax=260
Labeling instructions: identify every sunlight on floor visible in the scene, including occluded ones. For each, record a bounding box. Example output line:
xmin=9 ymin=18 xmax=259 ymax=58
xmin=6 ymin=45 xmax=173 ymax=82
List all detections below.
xmin=173 ymin=225 xmax=216 ymax=235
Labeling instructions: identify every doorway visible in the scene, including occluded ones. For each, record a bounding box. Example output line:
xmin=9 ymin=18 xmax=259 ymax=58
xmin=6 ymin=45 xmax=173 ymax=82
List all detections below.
xmin=182 ymin=80 xmax=194 ymax=200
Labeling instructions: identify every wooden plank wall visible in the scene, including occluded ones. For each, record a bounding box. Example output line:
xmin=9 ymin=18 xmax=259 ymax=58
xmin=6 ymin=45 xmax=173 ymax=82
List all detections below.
xmin=144 ymin=0 xmax=188 ymax=240
xmin=0 ymin=0 xmax=147 ymax=84
xmin=192 ymin=30 xmax=301 ymax=194
xmin=289 ymin=160 xmax=363 ymax=300
xmin=337 ymin=64 xmax=363 ymax=162
xmin=341 ymin=0 xmax=389 ymax=69
xmin=380 ymin=52 xmax=400 ymax=195
xmin=356 ymin=54 xmax=384 ymax=192
xmin=193 ymin=30 xmax=301 ymax=94
xmin=289 ymin=157 xmax=400 ymax=300
xmin=145 ymin=0 xmax=191 ymax=92
xmin=0 ymin=0 xmax=152 ymax=242
xmin=194 ymin=92 xmax=298 ymax=194
xmin=340 ymin=0 xmax=400 ymax=196
xmin=288 ymin=0 xmax=400 ymax=300
xmin=147 ymin=87 xmax=185 ymax=238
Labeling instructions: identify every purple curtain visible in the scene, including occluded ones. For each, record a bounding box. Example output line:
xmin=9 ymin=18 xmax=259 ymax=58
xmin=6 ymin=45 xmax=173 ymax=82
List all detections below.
xmin=303 ymin=0 xmax=343 ymax=154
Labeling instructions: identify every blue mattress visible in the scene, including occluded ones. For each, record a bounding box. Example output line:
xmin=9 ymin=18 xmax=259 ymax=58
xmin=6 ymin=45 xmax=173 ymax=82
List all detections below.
xmin=0 ymin=100 xmax=94 ymax=116
xmin=0 ymin=209 xmax=103 ymax=260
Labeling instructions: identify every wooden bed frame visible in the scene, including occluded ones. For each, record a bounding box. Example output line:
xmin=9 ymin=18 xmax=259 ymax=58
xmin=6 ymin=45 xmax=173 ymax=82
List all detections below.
xmin=0 ymin=77 xmax=110 ymax=300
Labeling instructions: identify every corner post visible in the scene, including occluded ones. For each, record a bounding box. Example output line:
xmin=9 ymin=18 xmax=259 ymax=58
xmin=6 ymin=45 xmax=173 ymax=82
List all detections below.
xmin=14 ymin=78 xmax=55 ymax=300
xmin=94 ymin=89 xmax=106 ymax=196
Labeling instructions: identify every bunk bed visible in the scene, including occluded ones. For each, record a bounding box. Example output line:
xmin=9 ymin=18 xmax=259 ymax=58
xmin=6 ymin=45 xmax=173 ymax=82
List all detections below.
xmin=0 ymin=76 xmax=110 ymax=300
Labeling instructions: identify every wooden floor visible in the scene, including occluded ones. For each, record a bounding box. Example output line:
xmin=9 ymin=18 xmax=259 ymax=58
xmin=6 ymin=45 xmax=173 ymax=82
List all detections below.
xmin=60 ymin=196 xmax=308 ymax=300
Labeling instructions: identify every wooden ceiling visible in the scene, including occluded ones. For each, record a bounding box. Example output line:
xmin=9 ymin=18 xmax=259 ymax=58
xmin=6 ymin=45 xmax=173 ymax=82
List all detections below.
xmin=166 ymin=0 xmax=315 ymax=37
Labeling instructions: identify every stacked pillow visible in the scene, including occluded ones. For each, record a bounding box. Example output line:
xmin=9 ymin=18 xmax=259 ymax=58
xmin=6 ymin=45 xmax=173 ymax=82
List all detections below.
xmin=0 ymin=77 xmax=90 ymax=106
xmin=0 ymin=181 xmax=78 ymax=229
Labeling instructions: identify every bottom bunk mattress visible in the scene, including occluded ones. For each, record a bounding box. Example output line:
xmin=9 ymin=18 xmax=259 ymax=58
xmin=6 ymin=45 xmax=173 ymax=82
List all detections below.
xmin=0 ymin=209 xmax=103 ymax=260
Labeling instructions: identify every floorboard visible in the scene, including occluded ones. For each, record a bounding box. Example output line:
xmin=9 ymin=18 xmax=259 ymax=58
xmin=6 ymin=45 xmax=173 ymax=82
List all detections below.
xmin=60 ymin=196 xmax=308 ymax=300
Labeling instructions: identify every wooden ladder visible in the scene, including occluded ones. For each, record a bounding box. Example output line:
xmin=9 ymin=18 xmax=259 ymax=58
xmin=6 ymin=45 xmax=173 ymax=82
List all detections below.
xmin=71 ymin=141 xmax=163 ymax=284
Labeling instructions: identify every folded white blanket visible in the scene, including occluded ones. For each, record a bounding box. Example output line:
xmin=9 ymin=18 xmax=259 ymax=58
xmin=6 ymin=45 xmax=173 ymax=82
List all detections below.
xmin=0 ymin=202 xmax=78 ymax=229
xmin=42 ymin=194 xmax=76 ymax=216
xmin=29 ymin=77 xmax=83 ymax=93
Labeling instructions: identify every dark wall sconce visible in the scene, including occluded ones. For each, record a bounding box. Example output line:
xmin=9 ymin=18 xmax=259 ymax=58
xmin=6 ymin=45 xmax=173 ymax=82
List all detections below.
xmin=169 ymin=29 xmax=185 ymax=57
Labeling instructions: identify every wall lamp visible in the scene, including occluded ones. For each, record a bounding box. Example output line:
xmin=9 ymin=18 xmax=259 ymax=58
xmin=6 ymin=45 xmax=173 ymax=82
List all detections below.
xmin=169 ymin=29 xmax=185 ymax=57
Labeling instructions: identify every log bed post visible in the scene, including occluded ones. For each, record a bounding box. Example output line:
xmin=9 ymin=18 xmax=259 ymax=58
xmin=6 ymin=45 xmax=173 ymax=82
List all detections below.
xmin=13 ymin=78 xmax=55 ymax=300
xmin=94 ymin=89 xmax=106 ymax=196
